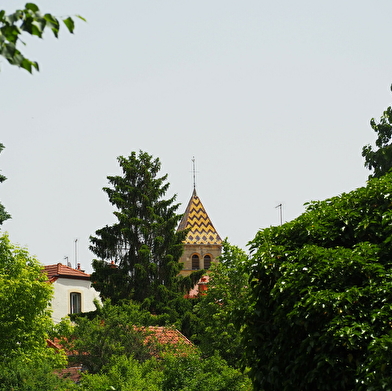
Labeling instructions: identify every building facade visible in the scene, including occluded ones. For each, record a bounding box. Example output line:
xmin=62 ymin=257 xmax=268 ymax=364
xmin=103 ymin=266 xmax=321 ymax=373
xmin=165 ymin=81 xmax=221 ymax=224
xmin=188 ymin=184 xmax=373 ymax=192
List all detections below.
xmin=44 ymin=263 xmax=101 ymax=323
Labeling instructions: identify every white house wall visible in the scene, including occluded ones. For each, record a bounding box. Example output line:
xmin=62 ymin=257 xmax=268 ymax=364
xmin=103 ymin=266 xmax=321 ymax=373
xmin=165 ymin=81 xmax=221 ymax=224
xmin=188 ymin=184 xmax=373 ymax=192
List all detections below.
xmin=50 ymin=277 xmax=101 ymax=324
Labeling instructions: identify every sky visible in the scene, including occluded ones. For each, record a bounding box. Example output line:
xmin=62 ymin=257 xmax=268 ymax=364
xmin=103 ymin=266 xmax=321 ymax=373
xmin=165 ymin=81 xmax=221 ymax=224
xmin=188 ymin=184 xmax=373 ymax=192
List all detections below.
xmin=1 ymin=1 xmax=391 ymax=273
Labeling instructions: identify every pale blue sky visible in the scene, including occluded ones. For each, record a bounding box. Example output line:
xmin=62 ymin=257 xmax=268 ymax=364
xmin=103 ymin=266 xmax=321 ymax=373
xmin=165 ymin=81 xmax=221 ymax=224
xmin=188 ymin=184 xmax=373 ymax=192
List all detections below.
xmin=0 ymin=1 xmax=390 ymax=272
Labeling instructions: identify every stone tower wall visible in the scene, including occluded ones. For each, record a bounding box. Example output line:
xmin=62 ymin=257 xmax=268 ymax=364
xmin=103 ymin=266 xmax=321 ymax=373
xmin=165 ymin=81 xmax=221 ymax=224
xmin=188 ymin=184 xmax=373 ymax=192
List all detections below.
xmin=179 ymin=243 xmax=222 ymax=276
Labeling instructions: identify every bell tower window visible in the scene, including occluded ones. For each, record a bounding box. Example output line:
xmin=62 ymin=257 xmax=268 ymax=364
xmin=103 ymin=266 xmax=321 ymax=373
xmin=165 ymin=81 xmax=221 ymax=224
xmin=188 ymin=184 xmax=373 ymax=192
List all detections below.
xmin=192 ymin=254 xmax=200 ymax=270
xmin=204 ymin=255 xmax=211 ymax=269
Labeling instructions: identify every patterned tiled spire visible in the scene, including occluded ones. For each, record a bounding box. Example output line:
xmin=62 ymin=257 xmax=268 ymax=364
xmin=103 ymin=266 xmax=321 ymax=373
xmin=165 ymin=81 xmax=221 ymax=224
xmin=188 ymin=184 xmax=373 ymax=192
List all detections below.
xmin=178 ymin=189 xmax=222 ymax=245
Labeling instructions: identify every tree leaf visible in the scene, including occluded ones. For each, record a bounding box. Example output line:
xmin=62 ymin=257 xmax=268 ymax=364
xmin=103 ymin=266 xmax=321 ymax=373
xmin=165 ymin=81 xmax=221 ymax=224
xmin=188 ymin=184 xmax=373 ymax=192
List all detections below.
xmin=76 ymin=15 xmax=87 ymax=22
xmin=25 ymin=3 xmax=40 ymax=13
xmin=62 ymin=17 xmax=75 ymax=34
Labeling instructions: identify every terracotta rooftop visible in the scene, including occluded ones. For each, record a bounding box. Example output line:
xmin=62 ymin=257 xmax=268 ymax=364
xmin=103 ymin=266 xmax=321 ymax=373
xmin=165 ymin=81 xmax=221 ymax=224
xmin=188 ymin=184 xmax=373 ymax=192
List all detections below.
xmin=47 ymin=327 xmax=193 ymax=382
xmin=48 ymin=327 xmax=193 ymax=358
xmin=145 ymin=326 xmax=193 ymax=347
xmin=43 ymin=263 xmax=91 ymax=282
xmin=178 ymin=189 xmax=222 ymax=245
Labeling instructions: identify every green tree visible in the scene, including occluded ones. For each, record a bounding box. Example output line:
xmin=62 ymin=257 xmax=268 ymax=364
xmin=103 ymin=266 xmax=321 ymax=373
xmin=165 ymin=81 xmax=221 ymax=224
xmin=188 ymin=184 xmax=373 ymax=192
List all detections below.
xmin=194 ymin=240 xmax=251 ymax=368
xmin=0 ymin=3 xmax=84 ymax=73
xmin=0 ymin=144 xmax=10 ymax=225
xmin=61 ymin=300 xmax=160 ymax=374
xmin=0 ymin=358 xmax=75 ymax=391
xmin=90 ymin=151 xmax=187 ymax=311
xmin=0 ymin=232 xmax=67 ymax=387
xmin=362 ymin=87 xmax=392 ymax=178
xmin=79 ymin=350 xmax=252 ymax=391
xmin=243 ymin=172 xmax=392 ymax=391
xmin=161 ymin=351 xmax=252 ymax=391
xmin=59 ymin=301 xmax=251 ymax=390
xmin=79 ymin=355 xmax=162 ymax=391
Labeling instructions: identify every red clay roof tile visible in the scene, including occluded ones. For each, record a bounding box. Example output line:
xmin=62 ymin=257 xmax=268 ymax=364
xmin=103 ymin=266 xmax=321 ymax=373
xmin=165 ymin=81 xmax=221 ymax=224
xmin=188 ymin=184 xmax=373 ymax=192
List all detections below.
xmin=145 ymin=326 xmax=193 ymax=347
xmin=43 ymin=263 xmax=91 ymax=280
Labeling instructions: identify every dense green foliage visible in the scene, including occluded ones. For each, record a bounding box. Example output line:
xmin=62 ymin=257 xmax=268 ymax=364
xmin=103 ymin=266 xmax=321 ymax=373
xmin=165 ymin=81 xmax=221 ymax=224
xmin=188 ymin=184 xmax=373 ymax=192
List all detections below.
xmin=160 ymin=352 xmax=252 ymax=391
xmin=194 ymin=240 xmax=251 ymax=368
xmin=61 ymin=301 xmax=161 ymax=374
xmin=0 ymin=233 xmax=60 ymax=362
xmin=90 ymin=151 xmax=187 ymax=312
xmin=0 ymin=144 xmax=10 ymax=225
xmin=57 ymin=300 xmax=251 ymax=390
xmin=0 ymin=3 xmax=84 ymax=73
xmin=0 ymin=233 xmax=67 ymax=389
xmin=243 ymin=172 xmax=392 ymax=390
xmin=79 ymin=355 xmax=161 ymax=391
xmin=362 ymin=95 xmax=392 ymax=178
xmin=0 ymin=358 xmax=75 ymax=391
xmin=78 ymin=351 xmax=251 ymax=391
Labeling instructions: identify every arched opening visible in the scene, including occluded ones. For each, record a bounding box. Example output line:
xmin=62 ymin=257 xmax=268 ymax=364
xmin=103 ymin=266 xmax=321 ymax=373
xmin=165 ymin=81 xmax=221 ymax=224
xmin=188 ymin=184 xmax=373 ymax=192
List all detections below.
xmin=204 ymin=255 xmax=212 ymax=269
xmin=192 ymin=254 xmax=200 ymax=270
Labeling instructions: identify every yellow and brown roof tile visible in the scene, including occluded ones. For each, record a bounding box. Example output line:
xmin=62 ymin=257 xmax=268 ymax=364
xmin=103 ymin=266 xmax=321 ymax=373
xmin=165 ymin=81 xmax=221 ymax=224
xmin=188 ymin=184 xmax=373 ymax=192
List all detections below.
xmin=178 ymin=189 xmax=222 ymax=245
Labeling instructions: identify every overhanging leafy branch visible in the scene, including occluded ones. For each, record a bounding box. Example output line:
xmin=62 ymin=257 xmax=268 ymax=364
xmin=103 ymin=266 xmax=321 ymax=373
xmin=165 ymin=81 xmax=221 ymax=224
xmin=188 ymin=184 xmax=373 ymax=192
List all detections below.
xmin=0 ymin=3 xmax=85 ymax=73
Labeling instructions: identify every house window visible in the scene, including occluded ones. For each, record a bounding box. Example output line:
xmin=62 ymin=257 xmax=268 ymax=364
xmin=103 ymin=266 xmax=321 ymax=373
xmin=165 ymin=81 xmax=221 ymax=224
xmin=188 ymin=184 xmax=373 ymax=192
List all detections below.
xmin=204 ymin=255 xmax=211 ymax=270
xmin=70 ymin=292 xmax=81 ymax=314
xmin=192 ymin=254 xmax=200 ymax=270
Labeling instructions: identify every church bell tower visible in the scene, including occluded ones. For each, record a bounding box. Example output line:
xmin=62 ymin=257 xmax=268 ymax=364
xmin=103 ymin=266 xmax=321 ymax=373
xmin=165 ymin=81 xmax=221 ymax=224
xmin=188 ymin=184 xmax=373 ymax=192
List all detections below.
xmin=177 ymin=188 xmax=222 ymax=276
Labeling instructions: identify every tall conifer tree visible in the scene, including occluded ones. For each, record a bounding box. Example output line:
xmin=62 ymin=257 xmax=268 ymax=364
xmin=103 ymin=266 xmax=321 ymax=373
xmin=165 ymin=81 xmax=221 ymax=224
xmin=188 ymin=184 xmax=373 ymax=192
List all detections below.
xmin=90 ymin=151 xmax=186 ymax=309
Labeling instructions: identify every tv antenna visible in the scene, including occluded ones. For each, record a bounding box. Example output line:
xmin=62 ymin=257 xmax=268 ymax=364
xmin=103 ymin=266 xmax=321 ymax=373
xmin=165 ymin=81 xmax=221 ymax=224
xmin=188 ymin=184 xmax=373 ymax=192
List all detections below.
xmin=64 ymin=256 xmax=71 ymax=267
xmin=74 ymin=239 xmax=78 ymax=269
xmin=275 ymin=203 xmax=283 ymax=226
